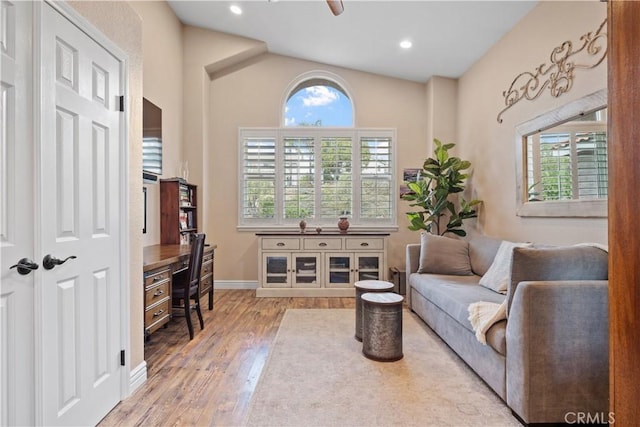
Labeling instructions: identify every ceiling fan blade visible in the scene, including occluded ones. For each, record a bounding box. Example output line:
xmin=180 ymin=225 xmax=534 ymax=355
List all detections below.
xmin=326 ymin=0 xmax=344 ymax=16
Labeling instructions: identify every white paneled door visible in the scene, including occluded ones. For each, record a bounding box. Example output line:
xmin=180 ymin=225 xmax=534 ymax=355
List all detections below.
xmin=1 ymin=2 xmax=127 ymax=425
xmin=1 ymin=1 xmax=36 ymax=425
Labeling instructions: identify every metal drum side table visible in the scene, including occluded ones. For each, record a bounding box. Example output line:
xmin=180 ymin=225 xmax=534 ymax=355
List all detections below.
xmin=361 ymin=292 xmax=404 ymax=362
xmin=354 ymin=280 xmax=394 ymax=341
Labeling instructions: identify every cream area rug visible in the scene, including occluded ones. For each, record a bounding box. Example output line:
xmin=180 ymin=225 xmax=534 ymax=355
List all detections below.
xmin=243 ymin=309 xmax=520 ymax=427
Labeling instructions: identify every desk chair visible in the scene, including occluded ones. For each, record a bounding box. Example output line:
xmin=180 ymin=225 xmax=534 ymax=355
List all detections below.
xmin=172 ymin=233 xmax=205 ymax=340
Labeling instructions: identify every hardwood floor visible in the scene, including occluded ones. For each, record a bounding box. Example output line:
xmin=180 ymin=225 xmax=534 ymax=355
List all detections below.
xmin=99 ymin=290 xmax=355 ymax=427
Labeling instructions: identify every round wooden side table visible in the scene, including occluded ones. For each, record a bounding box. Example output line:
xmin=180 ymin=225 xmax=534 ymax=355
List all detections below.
xmin=354 ymin=280 xmax=394 ymax=342
xmin=361 ymin=292 xmax=404 ymax=362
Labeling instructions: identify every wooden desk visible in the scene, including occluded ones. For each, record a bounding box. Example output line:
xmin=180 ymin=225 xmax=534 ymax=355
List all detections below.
xmin=143 ymin=243 xmax=216 ymax=337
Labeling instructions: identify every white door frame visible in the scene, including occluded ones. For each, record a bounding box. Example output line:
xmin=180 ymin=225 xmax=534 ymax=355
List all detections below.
xmin=33 ymin=1 xmax=131 ymax=422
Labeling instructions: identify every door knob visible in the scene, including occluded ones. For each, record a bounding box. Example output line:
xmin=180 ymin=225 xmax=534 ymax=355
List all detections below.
xmin=9 ymin=258 xmax=39 ymax=275
xmin=42 ymin=254 xmax=77 ymax=270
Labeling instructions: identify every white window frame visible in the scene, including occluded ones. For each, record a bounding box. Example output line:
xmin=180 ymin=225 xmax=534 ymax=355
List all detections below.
xmin=515 ymin=89 xmax=607 ymax=217
xmin=238 ymin=127 xmax=397 ymax=231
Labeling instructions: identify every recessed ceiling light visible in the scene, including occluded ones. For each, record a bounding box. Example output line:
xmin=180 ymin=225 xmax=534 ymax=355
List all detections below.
xmin=230 ymin=5 xmax=243 ymax=15
xmin=400 ymin=40 xmax=413 ymax=49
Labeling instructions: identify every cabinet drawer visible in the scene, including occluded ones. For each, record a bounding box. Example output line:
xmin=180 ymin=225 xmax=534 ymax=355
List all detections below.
xmin=261 ymin=238 xmax=300 ymax=250
xmin=201 ymin=260 xmax=213 ymax=275
xmin=145 ymin=298 xmax=170 ymax=326
xmin=144 ymin=268 xmax=171 ymax=287
xmin=145 ymin=281 xmax=170 ymax=307
xmin=203 ymin=251 xmax=214 ymax=262
xmin=303 ymin=238 xmax=341 ymax=250
xmin=345 ymin=238 xmax=384 ymax=250
xmin=200 ymin=274 xmax=213 ymax=294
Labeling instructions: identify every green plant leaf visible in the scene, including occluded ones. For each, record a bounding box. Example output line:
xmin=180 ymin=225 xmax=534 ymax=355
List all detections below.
xmin=403 ymin=138 xmax=481 ymax=236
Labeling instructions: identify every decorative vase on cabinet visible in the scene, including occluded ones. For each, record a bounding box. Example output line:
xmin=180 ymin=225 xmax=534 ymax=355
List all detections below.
xmin=338 ymin=216 xmax=350 ymax=234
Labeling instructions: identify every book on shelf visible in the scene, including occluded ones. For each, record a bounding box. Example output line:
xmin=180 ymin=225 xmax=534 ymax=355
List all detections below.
xmin=186 ymin=211 xmax=194 ymax=229
xmin=179 ymin=186 xmax=191 ymax=206
xmin=179 ymin=211 xmax=188 ymax=229
xmin=179 ymin=233 xmax=190 ymax=245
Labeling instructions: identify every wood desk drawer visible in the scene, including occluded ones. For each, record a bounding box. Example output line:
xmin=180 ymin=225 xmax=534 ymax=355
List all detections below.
xmin=303 ymin=238 xmax=341 ymax=250
xmin=261 ymin=238 xmax=300 ymax=250
xmin=200 ymin=274 xmax=213 ymax=294
xmin=145 ymin=298 xmax=170 ymax=326
xmin=201 ymin=260 xmax=213 ymax=275
xmin=144 ymin=268 xmax=171 ymax=287
xmin=145 ymin=281 xmax=170 ymax=307
xmin=345 ymin=238 xmax=384 ymax=250
xmin=203 ymin=251 xmax=214 ymax=262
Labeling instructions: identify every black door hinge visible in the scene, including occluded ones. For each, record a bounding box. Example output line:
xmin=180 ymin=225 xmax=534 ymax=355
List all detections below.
xmin=120 ymin=349 xmax=126 ymax=366
xmin=118 ymin=96 xmax=124 ymax=112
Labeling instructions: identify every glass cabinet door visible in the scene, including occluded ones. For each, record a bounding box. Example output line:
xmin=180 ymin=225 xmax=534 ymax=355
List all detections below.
xmin=326 ymin=253 xmax=353 ymax=288
xmin=292 ymin=253 xmax=321 ymax=288
xmin=355 ymin=254 xmax=382 ymax=281
xmin=263 ymin=253 xmax=291 ymax=288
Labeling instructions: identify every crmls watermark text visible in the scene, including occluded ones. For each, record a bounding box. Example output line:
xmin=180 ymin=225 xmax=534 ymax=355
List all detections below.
xmin=564 ymin=412 xmax=615 ymax=424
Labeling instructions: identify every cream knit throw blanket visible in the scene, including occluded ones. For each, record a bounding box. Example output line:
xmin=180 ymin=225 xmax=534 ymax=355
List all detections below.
xmin=468 ymin=300 xmax=507 ymax=345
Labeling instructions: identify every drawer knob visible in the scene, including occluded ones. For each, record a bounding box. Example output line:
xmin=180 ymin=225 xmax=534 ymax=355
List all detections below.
xmin=319 ymin=242 xmax=327 ymax=247
xmin=360 ymin=242 xmax=369 ymax=247
xmin=277 ymin=242 xmax=285 ymax=247
xmin=153 ymin=276 xmax=161 ymax=282
xmin=153 ymin=289 xmax=164 ymax=297
xmin=153 ymin=309 xmax=165 ymax=317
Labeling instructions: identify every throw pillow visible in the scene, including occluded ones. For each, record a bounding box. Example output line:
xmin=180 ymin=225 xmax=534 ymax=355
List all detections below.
xmin=479 ymin=241 xmax=532 ymax=294
xmin=418 ymin=233 xmax=473 ymax=276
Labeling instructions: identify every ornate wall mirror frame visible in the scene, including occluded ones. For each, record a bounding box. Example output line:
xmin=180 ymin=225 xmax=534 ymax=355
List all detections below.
xmin=515 ymin=89 xmax=607 ymax=217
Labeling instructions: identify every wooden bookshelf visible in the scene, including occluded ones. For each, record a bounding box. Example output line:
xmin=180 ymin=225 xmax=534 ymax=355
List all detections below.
xmin=160 ymin=178 xmax=198 ymax=245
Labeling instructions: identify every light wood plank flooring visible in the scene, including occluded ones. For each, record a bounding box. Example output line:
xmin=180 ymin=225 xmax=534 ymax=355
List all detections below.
xmin=99 ymin=289 xmax=355 ymax=426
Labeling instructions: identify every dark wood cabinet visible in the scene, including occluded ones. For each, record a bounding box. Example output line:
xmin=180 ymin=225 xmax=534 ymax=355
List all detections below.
xmin=160 ymin=178 xmax=198 ymax=245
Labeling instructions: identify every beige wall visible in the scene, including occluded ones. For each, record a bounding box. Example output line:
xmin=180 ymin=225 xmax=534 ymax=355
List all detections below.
xmin=129 ymin=1 xmax=184 ymax=246
xmin=182 ymin=26 xmax=267 ymax=235
xmin=66 ymin=0 xmax=146 ymax=375
xmin=457 ymin=0 xmax=607 ymax=244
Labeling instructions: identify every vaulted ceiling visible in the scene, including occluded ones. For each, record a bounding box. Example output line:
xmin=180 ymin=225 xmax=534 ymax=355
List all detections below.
xmin=168 ymin=1 xmax=537 ymax=83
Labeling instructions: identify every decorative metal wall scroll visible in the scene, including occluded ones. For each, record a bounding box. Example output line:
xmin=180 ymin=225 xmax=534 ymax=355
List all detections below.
xmin=497 ymin=18 xmax=607 ymax=123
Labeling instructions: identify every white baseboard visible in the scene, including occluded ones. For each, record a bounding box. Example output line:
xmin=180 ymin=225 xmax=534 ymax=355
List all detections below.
xmin=215 ymin=280 xmax=258 ymax=290
xmin=129 ymin=361 xmax=147 ymax=394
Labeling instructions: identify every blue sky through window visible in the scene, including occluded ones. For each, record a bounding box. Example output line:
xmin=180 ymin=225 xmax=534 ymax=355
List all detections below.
xmin=285 ymin=85 xmax=353 ymax=127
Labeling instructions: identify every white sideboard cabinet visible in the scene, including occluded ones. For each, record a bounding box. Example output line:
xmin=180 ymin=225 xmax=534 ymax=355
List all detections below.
xmin=256 ymin=232 xmax=389 ymax=297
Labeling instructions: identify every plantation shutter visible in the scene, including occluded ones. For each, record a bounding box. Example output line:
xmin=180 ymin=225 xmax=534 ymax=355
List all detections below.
xmin=539 ymin=132 xmax=573 ymax=200
xmin=359 ymin=136 xmax=393 ymax=219
xmin=576 ymin=131 xmax=608 ymax=199
xmin=283 ymin=137 xmax=315 ymax=219
xmin=320 ymin=136 xmax=352 ymax=218
xmin=242 ymin=136 xmax=276 ymax=219
xmin=142 ymin=137 xmax=162 ymax=175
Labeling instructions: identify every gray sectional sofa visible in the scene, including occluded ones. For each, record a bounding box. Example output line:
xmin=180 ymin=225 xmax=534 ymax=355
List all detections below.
xmin=406 ymin=231 xmax=609 ymax=425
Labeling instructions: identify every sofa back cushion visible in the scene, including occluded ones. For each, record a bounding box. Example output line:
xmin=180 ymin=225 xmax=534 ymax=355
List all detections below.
xmin=508 ymin=245 xmax=609 ymax=315
xmin=468 ymin=233 xmax=503 ymax=276
xmin=418 ymin=233 xmax=473 ymax=275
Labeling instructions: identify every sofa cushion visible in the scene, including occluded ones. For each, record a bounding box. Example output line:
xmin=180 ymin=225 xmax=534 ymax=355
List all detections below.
xmin=418 ymin=233 xmax=473 ymax=275
xmin=409 ymin=273 xmax=505 ymax=335
xmin=479 ymin=241 xmax=532 ymax=294
xmin=468 ymin=233 xmax=503 ymax=276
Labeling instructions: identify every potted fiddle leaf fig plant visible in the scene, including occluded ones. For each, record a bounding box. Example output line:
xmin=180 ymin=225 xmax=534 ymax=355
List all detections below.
xmin=401 ymin=138 xmax=481 ymax=237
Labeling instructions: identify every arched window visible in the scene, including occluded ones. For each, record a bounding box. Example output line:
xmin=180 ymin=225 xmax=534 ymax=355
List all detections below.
xmin=238 ymin=72 xmax=396 ymax=230
xmin=284 ymin=76 xmax=353 ymax=127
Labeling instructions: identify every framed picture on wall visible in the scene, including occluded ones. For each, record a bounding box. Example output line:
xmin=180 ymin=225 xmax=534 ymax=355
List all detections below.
xmin=403 ymin=168 xmax=421 ymax=182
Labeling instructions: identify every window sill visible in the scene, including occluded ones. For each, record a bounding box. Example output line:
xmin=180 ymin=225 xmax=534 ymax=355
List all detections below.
xmin=517 ymin=199 xmax=607 ymax=218
xmin=237 ymin=225 xmax=399 ymax=233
